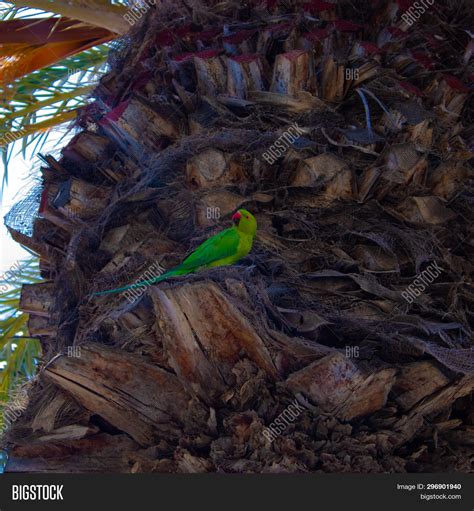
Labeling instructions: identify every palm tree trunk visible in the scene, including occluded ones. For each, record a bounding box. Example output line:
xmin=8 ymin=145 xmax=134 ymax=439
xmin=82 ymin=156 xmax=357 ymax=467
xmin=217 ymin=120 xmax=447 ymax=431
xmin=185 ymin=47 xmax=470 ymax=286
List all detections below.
xmin=3 ymin=0 xmax=473 ymax=473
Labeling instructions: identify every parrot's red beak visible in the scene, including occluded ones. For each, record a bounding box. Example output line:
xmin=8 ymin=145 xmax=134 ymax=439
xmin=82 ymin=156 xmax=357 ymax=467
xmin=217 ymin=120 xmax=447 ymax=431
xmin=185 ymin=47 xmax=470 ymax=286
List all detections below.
xmin=232 ymin=211 xmax=242 ymax=224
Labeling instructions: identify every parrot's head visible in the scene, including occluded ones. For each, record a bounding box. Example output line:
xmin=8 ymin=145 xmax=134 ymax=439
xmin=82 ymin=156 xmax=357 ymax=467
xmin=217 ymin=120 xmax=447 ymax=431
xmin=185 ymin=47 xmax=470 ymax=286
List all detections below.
xmin=232 ymin=209 xmax=257 ymax=236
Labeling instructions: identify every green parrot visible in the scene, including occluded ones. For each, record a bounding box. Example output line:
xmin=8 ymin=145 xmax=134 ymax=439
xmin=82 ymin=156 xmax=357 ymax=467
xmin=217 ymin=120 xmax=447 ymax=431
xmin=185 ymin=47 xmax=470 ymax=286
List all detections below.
xmin=93 ymin=209 xmax=257 ymax=296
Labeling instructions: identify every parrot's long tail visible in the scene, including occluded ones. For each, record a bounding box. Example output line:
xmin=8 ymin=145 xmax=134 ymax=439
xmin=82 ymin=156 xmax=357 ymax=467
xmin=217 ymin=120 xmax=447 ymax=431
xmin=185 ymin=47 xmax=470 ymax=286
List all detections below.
xmin=92 ymin=268 xmax=183 ymax=297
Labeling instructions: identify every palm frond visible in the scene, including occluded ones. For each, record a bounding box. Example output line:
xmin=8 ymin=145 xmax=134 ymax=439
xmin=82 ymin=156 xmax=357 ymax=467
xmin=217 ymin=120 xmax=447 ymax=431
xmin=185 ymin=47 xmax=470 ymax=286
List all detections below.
xmin=0 ymin=257 xmax=42 ymax=402
xmin=6 ymin=0 xmax=130 ymax=34
xmin=0 ymin=2 xmax=122 ymax=183
xmin=0 ymin=18 xmax=115 ymax=83
xmin=0 ymin=43 xmax=110 ymax=183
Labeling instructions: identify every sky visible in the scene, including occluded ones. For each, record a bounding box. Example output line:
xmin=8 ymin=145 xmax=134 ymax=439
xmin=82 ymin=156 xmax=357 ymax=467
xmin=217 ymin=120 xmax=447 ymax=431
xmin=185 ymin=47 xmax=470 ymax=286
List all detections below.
xmin=0 ymin=132 xmax=72 ymax=276
xmin=0 ymin=152 xmax=33 ymax=274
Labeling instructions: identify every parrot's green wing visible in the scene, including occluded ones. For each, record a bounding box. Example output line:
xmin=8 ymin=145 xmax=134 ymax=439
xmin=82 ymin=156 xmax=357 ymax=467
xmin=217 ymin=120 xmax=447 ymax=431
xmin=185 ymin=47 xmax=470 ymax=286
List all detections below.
xmin=176 ymin=227 xmax=241 ymax=272
xmin=92 ymin=227 xmax=242 ymax=296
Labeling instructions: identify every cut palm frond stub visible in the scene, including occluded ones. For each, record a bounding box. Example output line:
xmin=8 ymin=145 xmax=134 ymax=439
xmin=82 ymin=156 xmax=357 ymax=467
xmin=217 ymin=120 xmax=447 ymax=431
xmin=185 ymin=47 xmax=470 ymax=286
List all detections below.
xmin=0 ymin=18 xmax=115 ymax=84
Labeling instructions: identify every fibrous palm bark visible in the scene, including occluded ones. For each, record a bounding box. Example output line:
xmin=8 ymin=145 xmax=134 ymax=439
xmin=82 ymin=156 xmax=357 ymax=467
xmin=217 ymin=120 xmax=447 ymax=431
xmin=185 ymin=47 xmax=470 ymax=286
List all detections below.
xmin=3 ymin=0 xmax=473 ymax=473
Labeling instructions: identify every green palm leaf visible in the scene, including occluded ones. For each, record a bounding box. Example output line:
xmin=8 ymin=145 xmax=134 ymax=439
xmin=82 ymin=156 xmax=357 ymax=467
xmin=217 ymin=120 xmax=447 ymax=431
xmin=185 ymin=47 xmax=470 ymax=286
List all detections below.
xmin=0 ymin=0 xmax=126 ymax=183
xmin=1 ymin=44 xmax=110 ymax=183
xmin=0 ymin=257 xmax=42 ymax=403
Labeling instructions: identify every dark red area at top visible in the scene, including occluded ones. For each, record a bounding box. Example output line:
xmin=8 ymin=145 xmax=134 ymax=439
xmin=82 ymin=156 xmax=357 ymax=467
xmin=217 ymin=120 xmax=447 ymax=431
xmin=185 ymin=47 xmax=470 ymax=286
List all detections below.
xmin=411 ymin=51 xmax=435 ymax=69
xmin=397 ymin=0 xmax=414 ymax=12
xmin=223 ymin=30 xmax=256 ymax=45
xmin=442 ymin=74 xmax=470 ymax=93
xmin=399 ymin=80 xmax=423 ymax=96
xmin=303 ymin=0 xmax=335 ymax=13
xmin=360 ymin=42 xmax=381 ymax=55
xmin=230 ymin=54 xmax=260 ymax=63
xmin=176 ymin=24 xmax=193 ymax=38
xmin=99 ymin=100 xmax=130 ymax=124
xmin=304 ymin=28 xmax=330 ymax=41
xmin=155 ymin=29 xmax=174 ymax=46
xmin=280 ymin=50 xmax=307 ymax=60
xmin=425 ymin=33 xmax=441 ymax=49
xmin=38 ymin=188 xmax=49 ymax=215
xmin=387 ymin=26 xmax=406 ymax=38
xmin=172 ymin=52 xmax=195 ymax=62
xmin=173 ymin=49 xmax=221 ymax=61
xmin=194 ymin=49 xmax=221 ymax=59
xmin=190 ymin=28 xmax=221 ymax=42
xmin=331 ymin=20 xmax=365 ymax=32
xmin=264 ymin=22 xmax=295 ymax=34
